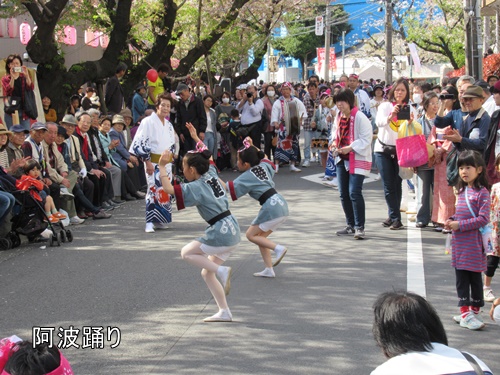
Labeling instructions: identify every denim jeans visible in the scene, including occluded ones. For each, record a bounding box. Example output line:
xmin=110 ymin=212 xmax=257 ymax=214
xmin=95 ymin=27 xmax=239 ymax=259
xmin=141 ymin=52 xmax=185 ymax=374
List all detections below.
xmin=203 ymin=131 xmax=218 ymax=160
xmin=336 ymin=161 xmax=366 ymax=229
xmin=416 ymin=168 xmax=434 ymax=225
xmin=0 ymin=191 xmax=15 ymax=226
xmin=302 ymin=130 xmax=317 ymax=161
xmin=375 ymin=152 xmax=402 ymax=221
xmin=4 ymin=110 xmax=31 ymax=131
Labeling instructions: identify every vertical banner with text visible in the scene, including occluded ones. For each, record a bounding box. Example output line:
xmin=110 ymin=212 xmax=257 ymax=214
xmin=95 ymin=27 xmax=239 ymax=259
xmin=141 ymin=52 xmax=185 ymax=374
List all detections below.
xmin=316 ymin=47 xmax=337 ymax=73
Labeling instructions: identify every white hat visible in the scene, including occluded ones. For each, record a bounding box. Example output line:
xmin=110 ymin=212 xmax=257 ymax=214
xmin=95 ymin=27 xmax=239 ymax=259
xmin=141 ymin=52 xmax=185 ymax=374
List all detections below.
xmin=493 ymin=305 xmax=500 ymax=323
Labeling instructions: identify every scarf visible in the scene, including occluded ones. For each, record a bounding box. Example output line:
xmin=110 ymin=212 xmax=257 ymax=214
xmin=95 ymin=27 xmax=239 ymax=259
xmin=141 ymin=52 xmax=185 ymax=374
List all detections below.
xmin=335 ymin=107 xmax=359 ymax=174
xmin=280 ymin=97 xmax=299 ymax=136
xmin=75 ymin=126 xmax=90 ymax=160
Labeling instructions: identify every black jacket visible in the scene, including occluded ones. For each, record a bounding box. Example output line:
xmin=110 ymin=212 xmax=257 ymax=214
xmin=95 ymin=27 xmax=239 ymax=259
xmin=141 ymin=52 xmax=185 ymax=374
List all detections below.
xmin=175 ymin=94 xmax=207 ymax=139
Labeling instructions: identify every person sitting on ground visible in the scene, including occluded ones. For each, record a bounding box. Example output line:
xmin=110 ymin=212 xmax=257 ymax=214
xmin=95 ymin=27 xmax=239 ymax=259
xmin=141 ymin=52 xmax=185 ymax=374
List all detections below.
xmin=16 ymin=160 xmax=67 ymax=224
xmin=371 ymin=291 xmax=493 ymax=375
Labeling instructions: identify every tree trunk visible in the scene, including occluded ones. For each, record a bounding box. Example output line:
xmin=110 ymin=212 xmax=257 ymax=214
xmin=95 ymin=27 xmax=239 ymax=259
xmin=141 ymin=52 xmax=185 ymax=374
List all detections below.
xmin=24 ymin=0 xmax=132 ymax=118
xmin=233 ymin=41 xmax=268 ymax=88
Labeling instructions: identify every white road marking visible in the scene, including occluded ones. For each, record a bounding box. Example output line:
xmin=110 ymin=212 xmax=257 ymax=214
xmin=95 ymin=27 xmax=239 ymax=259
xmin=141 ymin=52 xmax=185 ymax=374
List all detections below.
xmin=406 ymin=195 xmax=426 ymax=297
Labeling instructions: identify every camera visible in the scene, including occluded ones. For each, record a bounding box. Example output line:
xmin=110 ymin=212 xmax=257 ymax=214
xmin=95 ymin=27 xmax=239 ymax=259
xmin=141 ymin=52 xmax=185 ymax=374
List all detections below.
xmin=13 ymin=67 xmax=22 ymax=73
xmin=246 ymin=93 xmax=253 ymax=98
xmin=396 ymin=104 xmax=411 ymax=120
xmin=439 ymin=94 xmax=454 ymax=100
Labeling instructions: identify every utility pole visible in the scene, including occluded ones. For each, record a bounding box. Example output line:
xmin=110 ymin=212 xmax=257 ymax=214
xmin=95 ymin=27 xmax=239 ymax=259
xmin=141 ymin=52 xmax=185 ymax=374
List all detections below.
xmin=464 ymin=0 xmax=483 ymax=79
xmin=324 ymin=3 xmax=331 ymax=82
xmin=342 ymin=30 xmax=346 ymax=74
xmin=385 ymin=0 xmax=393 ymax=84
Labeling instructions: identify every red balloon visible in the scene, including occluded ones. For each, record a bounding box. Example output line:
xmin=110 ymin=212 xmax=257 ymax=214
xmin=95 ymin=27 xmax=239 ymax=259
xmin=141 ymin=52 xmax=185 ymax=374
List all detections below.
xmin=147 ymin=69 xmax=158 ymax=83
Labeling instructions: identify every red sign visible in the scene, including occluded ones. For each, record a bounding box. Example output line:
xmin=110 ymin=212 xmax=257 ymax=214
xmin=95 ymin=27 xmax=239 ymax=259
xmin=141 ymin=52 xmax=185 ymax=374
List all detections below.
xmin=316 ymin=47 xmax=337 ymax=72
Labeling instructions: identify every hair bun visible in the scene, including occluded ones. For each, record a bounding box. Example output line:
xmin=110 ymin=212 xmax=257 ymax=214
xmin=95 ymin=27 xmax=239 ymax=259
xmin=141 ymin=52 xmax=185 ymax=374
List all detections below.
xmin=201 ymin=149 xmax=212 ymax=159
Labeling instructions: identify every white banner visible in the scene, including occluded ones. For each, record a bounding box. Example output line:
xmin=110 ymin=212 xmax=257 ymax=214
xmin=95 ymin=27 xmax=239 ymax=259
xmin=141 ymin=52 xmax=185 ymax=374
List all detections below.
xmin=408 ymin=43 xmax=421 ymax=73
xmin=315 ymin=16 xmax=324 ymax=36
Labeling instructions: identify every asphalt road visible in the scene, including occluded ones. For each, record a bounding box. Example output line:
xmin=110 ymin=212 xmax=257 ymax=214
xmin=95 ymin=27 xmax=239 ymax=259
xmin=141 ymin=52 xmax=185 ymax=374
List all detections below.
xmin=0 ymin=163 xmax=498 ymax=374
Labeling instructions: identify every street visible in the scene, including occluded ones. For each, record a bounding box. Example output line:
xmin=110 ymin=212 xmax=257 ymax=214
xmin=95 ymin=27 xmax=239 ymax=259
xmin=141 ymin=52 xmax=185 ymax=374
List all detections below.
xmin=0 ymin=163 xmax=498 ymax=374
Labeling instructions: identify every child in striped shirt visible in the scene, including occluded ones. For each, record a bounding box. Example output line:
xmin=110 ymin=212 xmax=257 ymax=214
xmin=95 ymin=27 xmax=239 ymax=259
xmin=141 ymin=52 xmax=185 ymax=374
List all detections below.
xmin=445 ymin=150 xmax=490 ymax=331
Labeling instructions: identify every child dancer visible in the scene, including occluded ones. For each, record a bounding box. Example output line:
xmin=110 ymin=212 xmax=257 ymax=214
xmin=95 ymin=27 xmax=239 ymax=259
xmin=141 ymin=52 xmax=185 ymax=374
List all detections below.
xmin=16 ymin=160 xmax=66 ymax=224
xmin=226 ymin=137 xmax=289 ymax=278
xmin=485 ymin=154 xmax=500 ymax=302
xmin=445 ymin=150 xmax=490 ymax=330
xmin=158 ymin=123 xmax=240 ymax=322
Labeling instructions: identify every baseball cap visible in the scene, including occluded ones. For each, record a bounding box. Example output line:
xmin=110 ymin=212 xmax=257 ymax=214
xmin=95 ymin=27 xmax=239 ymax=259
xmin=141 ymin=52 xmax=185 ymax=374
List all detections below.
xmin=10 ymin=124 xmax=29 ymax=134
xmin=30 ymin=122 xmax=47 ymax=131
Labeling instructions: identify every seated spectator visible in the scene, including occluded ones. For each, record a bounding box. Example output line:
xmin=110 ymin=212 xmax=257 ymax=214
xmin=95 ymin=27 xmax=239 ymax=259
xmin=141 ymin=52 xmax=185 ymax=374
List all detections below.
xmin=22 ymin=122 xmax=62 ymax=212
xmin=371 ymin=291 xmax=492 ymax=375
xmin=6 ymin=124 xmax=29 ymax=178
xmin=16 ymin=159 xmax=66 ymax=224
xmin=109 ymin=115 xmax=144 ymax=200
xmin=54 ymin=124 xmax=109 ymax=221
xmin=42 ymin=95 xmax=57 ymax=123
xmin=0 ymin=337 xmax=74 ymax=374
xmin=87 ymin=109 xmax=122 ymax=209
xmin=99 ymin=116 xmax=143 ymax=201
xmin=73 ymin=112 xmax=113 ymax=217
xmin=81 ymin=87 xmax=100 ymax=111
xmin=66 ymin=94 xmax=81 ymax=116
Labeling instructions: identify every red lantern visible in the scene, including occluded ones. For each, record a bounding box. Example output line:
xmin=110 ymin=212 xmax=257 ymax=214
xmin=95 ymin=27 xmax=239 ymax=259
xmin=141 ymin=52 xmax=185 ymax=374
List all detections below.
xmin=19 ymin=22 xmax=31 ymax=45
xmin=7 ymin=18 xmax=18 ymax=38
xmin=147 ymin=69 xmax=158 ymax=83
xmin=85 ymin=29 xmax=99 ymax=48
xmin=63 ymin=26 xmax=77 ymax=46
xmin=0 ymin=19 xmax=7 ymax=37
xmin=100 ymin=33 xmax=109 ymax=48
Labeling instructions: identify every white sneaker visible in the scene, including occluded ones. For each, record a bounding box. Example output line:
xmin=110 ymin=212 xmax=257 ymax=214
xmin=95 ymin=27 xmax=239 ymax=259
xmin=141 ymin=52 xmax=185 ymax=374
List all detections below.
xmin=301 ymin=160 xmax=310 ymax=167
xmin=154 ymin=223 xmax=169 ymax=230
xmin=145 ymin=222 xmax=155 ymax=233
xmin=69 ymin=216 xmax=85 ymax=225
xmin=273 ymin=247 xmax=287 ymax=267
xmin=253 ymin=268 xmax=276 ymax=278
xmin=203 ymin=309 xmax=232 ymax=322
xmin=460 ymin=313 xmax=485 ymax=330
xmin=323 ymin=178 xmax=338 ymax=188
xmin=310 ymin=156 xmax=317 ymax=163
xmin=60 ymin=187 xmax=74 ymax=198
xmin=217 ymin=266 xmax=232 ymax=295
xmin=484 ymin=288 xmax=496 ymax=302
xmin=290 ymin=164 xmax=301 ymax=173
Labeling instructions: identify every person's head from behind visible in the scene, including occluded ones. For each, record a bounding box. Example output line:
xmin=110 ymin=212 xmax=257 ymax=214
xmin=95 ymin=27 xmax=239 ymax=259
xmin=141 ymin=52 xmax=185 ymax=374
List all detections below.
xmin=372 ymin=291 xmax=448 ymax=359
xmin=237 ymin=142 xmax=265 ymax=171
xmin=457 ymin=150 xmax=489 ymax=192
xmin=230 ymin=109 xmax=240 ymax=121
xmin=3 ymin=341 xmax=72 ymax=375
xmin=182 ymin=150 xmax=211 ymax=181
xmin=23 ymin=159 xmax=41 ymax=178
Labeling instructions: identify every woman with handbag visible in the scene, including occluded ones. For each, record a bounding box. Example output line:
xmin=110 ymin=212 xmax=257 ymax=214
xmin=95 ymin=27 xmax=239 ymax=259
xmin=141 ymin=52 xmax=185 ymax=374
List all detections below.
xmin=332 ymin=89 xmax=372 ymax=240
xmin=2 ymin=54 xmax=35 ymax=130
xmin=375 ymin=78 xmax=417 ymax=230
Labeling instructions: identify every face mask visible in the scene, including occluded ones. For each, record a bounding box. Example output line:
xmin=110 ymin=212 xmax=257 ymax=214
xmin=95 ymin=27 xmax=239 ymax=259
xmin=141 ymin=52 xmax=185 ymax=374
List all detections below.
xmin=267 ymin=91 xmax=275 ymax=97
xmin=222 ymin=98 xmax=230 ymax=104
xmin=413 ymin=93 xmax=422 ymax=105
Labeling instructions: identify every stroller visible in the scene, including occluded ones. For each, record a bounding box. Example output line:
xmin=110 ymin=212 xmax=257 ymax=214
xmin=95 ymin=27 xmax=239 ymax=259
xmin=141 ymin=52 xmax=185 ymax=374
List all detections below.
xmin=6 ymin=188 xmax=73 ymax=248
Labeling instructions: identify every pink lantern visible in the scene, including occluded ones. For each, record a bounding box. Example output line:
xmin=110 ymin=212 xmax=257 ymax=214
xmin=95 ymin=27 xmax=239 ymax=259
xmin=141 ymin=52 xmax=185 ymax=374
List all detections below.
xmin=84 ymin=29 xmax=99 ymax=48
xmin=0 ymin=19 xmax=7 ymax=38
xmin=99 ymin=33 xmax=109 ymax=48
xmin=19 ymin=22 xmax=31 ymax=45
xmin=63 ymin=25 xmax=77 ymax=46
xmin=7 ymin=18 xmax=18 ymax=38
